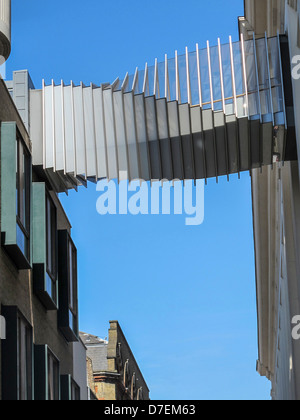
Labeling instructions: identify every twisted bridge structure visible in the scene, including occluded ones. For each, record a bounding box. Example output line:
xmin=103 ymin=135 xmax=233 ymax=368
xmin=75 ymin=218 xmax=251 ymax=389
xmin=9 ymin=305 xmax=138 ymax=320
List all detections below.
xmin=9 ymin=33 xmax=296 ymax=192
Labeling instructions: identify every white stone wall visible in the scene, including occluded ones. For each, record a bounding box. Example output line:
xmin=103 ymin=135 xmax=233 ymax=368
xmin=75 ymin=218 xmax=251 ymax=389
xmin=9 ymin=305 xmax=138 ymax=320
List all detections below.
xmin=0 ymin=0 xmax=10 ymax=56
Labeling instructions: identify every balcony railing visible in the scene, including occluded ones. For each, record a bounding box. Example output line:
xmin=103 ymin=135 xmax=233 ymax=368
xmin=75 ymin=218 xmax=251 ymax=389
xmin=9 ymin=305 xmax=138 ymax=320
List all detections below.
xmin=115 ymin=34 xmax=285 ymax=123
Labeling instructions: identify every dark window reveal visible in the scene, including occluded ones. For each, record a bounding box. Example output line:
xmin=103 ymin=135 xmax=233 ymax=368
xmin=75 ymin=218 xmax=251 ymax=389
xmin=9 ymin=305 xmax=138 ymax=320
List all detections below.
xmin=46 ymin=194 xmax=57 ymax=305
xmin=16 ymin=136 xmax=31 ymax=261
xmin=17 ymin=313 xmax=33 ymax=400
xmin=47 ymin=349 xmax=60 ymax=401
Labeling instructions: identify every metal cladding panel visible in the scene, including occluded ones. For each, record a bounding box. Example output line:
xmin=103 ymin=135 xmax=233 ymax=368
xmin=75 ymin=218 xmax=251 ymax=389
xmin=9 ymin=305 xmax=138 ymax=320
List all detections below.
xmin=202 ymin=109 xmax=213 ymax=131
xmin=103 ymin=88 xmax=118 ymax=180
xmin=12 ymin=71 xmax=33 ymax=132
xmin=167 ymin=101 xmax=180 ymax=138
xmin=250 ymin=119 xmax=261 ymax=169
xmin=275 ymin=125 xmax=285 ymax=163
xmin=226 ymin=114 xmax=239 ymax=174
xmin=214 ymin=111 xmax=227 ymax=177
xmin=156 ymin=98 xmax=173 ymax=180
xmin=202 ymin=109 xmax=216 ymax=178
xmin=238 ymin=117 xmax=250 ymax=172
xmin=113 ymin=90 xmax=129 ymax=181
xmin=204 ymin=130 xmax=217 ymax=179
xmin=261 ymin=122 xmax=273 ymax=166
xmin=167 ymin=101 xmax=184 ymax=180
xmin=27 ymin=35 xmax=289 ymax=189
xmin=83 ymin=86 xmax=97 ymax=178
xmin=145 ymin=96 xmax=161 ymax=180
xmin=191 ymin=107 xmax=206 ymax=180
xmin=190 ymin=106 xmax=202 ymax=133
xmin=179 ymin=104 xmax=194 ymax=180
xmin=134 ymin=94 xmax=150 ymax=181
xmin=30 ymin=89 xmax=43 ymax=166
xmin=124 ymin=92 xmax=140 ymax=181
xmin=92 ymin=87 xmax=108 ymax=179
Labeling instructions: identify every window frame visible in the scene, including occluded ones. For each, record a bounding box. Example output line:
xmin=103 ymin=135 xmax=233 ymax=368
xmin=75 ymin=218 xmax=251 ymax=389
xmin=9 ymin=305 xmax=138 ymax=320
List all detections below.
xmin=60 ymin=375 xmax=81 ymax=401
xmin=58 ymin=230 xmax=79 ymax=342
xmin=17 ymin=312 xmax=33 ymax=401
xmin=46 ymin=192 xmax=58 ymax=306
xmin=1 ymin=306 xmax=34 ymax=400
xmin=16 ymin=134 xmax=31 ymax=262
xmin=47 ymin=348 xmax=60 ymax=401
xmin=68 ymin=237 xmax=78 ymax=335
xmin=71 ymin=379 xmax=80 ymax=401
xmin=34 ymin=345 xmax=60 ymax=401
xmin=32 ymin=183 xmax=58 ymax=310
xmin=1 ymin=122 xmax=32 ymax=269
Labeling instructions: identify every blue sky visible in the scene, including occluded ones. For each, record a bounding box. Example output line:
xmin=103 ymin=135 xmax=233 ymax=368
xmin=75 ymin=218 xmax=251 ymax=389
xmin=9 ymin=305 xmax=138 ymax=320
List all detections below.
xmin=8 ymin=0 xmax=271 ymax=400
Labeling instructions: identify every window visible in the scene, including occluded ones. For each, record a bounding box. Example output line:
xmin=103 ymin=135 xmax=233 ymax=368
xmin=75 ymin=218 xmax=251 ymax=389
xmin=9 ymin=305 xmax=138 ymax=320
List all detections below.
xmin=47 ymin=349 xmax=60 ymax=401
xmin=17 ymin=313 xmax=33 ymax=400
xmin=1 ymin=306 xmax=33 ymax=400
xmin=34 ymin=345 xmax=60 ymax=400
xmin=16 ymin=136 xmax=31 ymax=261
xmin=46 ymin=193 xmax=57 ymax=305
xmin=60 ymin=375 xmax=80 ymax=400
xmin=32 ymin=183 xmax=58 ymax=310
xmin=58 ymin=231 xmax=78 ymax=342
xmin=1 ymin=122 xmax=31 ymax=269
xmin=71 ymin=380 xmax=80 ymax=401
xmin=68 ymin=238 xmax=78 ymax=336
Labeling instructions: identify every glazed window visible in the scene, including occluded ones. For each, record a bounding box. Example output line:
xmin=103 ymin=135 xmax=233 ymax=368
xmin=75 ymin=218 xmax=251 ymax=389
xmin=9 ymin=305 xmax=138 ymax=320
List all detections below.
xmin=16 ymin=136 xmax=31 ymax=261
xmin=1 ymin=306 xmax=33 ymax=400
xmin=60 ymin=375 xmax=80 ymax=400
xmin=68 ymin=239 xmax=78 ymax=336
xmin=47 ymin=349 xmax=60 ymax=401
xmin=1 ymin=122 xmax=32 ymax=269
xmin=32 ymin=183 xmax=58 ymax=310
xmin=71 ymin=379 xmax=80 ymax=401
xmin=34 ymin=345 xmax=60 ymax=400
xmin=17 ymin=313 xmax=33 ymax=400
xmin=46 ymin=193 xmax=57 ymax=304
xmin=58 ymin=231 xmax=78 ymax=342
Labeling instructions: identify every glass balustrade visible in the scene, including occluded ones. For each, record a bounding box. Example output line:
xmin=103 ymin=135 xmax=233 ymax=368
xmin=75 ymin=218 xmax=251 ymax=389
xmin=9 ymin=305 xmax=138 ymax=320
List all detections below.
xmin=113 ymin=35 xmax=285 ymax=121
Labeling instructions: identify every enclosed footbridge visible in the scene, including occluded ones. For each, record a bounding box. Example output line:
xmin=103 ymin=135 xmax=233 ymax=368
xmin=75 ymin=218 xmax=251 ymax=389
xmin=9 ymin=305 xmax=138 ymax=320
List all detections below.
xmin=10 ymin=34 xmax=296 ymax=192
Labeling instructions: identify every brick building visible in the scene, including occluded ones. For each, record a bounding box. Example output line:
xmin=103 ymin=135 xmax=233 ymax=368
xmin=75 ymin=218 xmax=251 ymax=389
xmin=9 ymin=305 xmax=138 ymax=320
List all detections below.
xmin=81 ymin=321 xmax=150 ymax=401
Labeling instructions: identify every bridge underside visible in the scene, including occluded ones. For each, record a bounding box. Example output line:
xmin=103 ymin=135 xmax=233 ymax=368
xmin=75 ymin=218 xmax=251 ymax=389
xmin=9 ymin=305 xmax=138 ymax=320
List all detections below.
xmin=24 ymin=34 xmax=297 ymax=192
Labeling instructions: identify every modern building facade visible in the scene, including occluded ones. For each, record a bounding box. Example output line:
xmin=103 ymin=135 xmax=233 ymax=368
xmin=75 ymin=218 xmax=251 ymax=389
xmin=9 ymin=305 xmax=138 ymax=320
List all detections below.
xmin=0 ymin=75 xmax=88 ymax=400
xmin=239 ymin=0 xmax=300 ymax=400
xmin=81 ymin=321 xmax=150 ymax=401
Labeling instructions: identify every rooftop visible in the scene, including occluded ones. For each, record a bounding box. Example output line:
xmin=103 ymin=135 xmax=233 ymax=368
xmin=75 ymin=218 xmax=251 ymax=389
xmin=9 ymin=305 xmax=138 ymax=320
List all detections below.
xmin=79 ymin=332 xmax=108 ymax=346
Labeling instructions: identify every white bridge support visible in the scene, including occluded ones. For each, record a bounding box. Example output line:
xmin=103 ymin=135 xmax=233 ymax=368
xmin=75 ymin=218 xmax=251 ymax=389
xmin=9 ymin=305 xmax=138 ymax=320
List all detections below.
xmin=15 ymin=34 xmax=292 ymax=191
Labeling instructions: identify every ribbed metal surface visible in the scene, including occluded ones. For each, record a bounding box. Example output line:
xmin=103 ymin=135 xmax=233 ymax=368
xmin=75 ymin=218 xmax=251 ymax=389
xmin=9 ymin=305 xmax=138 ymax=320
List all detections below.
xmin=0 ymin=0 xmax=10 ymax=25
xmin=28 ymin=34 xmax=289 ymax=191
